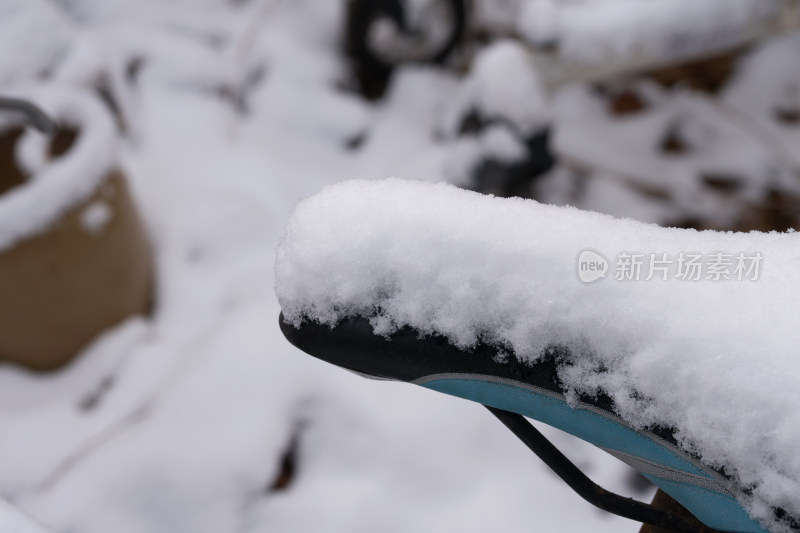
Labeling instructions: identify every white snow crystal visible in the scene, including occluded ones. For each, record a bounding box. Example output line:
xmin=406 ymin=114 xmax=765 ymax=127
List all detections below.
xmin=479 ymin=125 xmax=526 ymax=163
xmin=80 ymin=201 xmax=113 ymax=235
xmin=444 ymin=40 xmax=550 ymax=136
xmin=517 ymin=0 xmax=559 ymax=46
xmin=276 ymin=178 xmax=800 ymax=531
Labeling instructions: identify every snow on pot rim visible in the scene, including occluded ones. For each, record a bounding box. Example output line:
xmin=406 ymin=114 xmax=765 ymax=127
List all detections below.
xmin=0 ymin=86 xmax=116 ymax=253
xmin=276 ymin=178 xmax=800 ymax=531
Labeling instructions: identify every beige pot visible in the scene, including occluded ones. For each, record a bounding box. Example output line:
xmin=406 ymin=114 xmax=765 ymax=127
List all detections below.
xmin=0 ymin=89 xmax=151 ymax=371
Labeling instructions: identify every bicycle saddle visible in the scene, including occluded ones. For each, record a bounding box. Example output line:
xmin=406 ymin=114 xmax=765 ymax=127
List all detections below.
xmin=276 ymin=179 xmax=800 ymax=533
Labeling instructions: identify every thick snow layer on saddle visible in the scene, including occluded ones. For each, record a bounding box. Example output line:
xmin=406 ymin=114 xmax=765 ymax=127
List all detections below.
xmin=276 ymin=178 xmax=800 ymax=531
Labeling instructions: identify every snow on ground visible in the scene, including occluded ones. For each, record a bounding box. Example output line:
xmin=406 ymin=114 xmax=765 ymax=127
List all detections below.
xmin=520 ymin=0 xmax=777 ymax=64
xmin=2 ymin=1 xmax=798 ymax=532
xmin=519 ymin=0 xmax=780 ymax=88
xmin=0 ymin=0 xmax=74 ymax=85
xmin=0 ymin=499 xmax=50 ymax=533
xmin=550 ymin=81 xmax=800 ymax=228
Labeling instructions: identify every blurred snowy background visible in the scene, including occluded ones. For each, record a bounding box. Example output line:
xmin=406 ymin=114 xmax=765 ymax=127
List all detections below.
xmin=1 ymin=0 xmax=799 ymax=531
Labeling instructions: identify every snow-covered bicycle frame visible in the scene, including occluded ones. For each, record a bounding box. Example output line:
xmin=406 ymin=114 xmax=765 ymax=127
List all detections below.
xmin=349 ymin=0 xmax=800 ymax=91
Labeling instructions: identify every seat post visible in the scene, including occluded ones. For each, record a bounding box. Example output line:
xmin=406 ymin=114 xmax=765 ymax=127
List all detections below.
xmin=639 ymin=490 xmax=715 ymax=533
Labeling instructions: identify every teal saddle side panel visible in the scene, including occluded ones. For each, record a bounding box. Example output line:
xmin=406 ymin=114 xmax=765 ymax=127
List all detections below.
xmin=421 ymin=378 xmax=707 ymax=475
xmin=643 ymin=475 xmax=769 ymax=533
xmin=419 ymin=377 xmax=768 ymax=533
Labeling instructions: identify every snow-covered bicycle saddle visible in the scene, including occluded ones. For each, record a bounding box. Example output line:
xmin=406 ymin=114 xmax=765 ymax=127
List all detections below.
xmin=276 ymin=179 xmax=800 ymax=533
